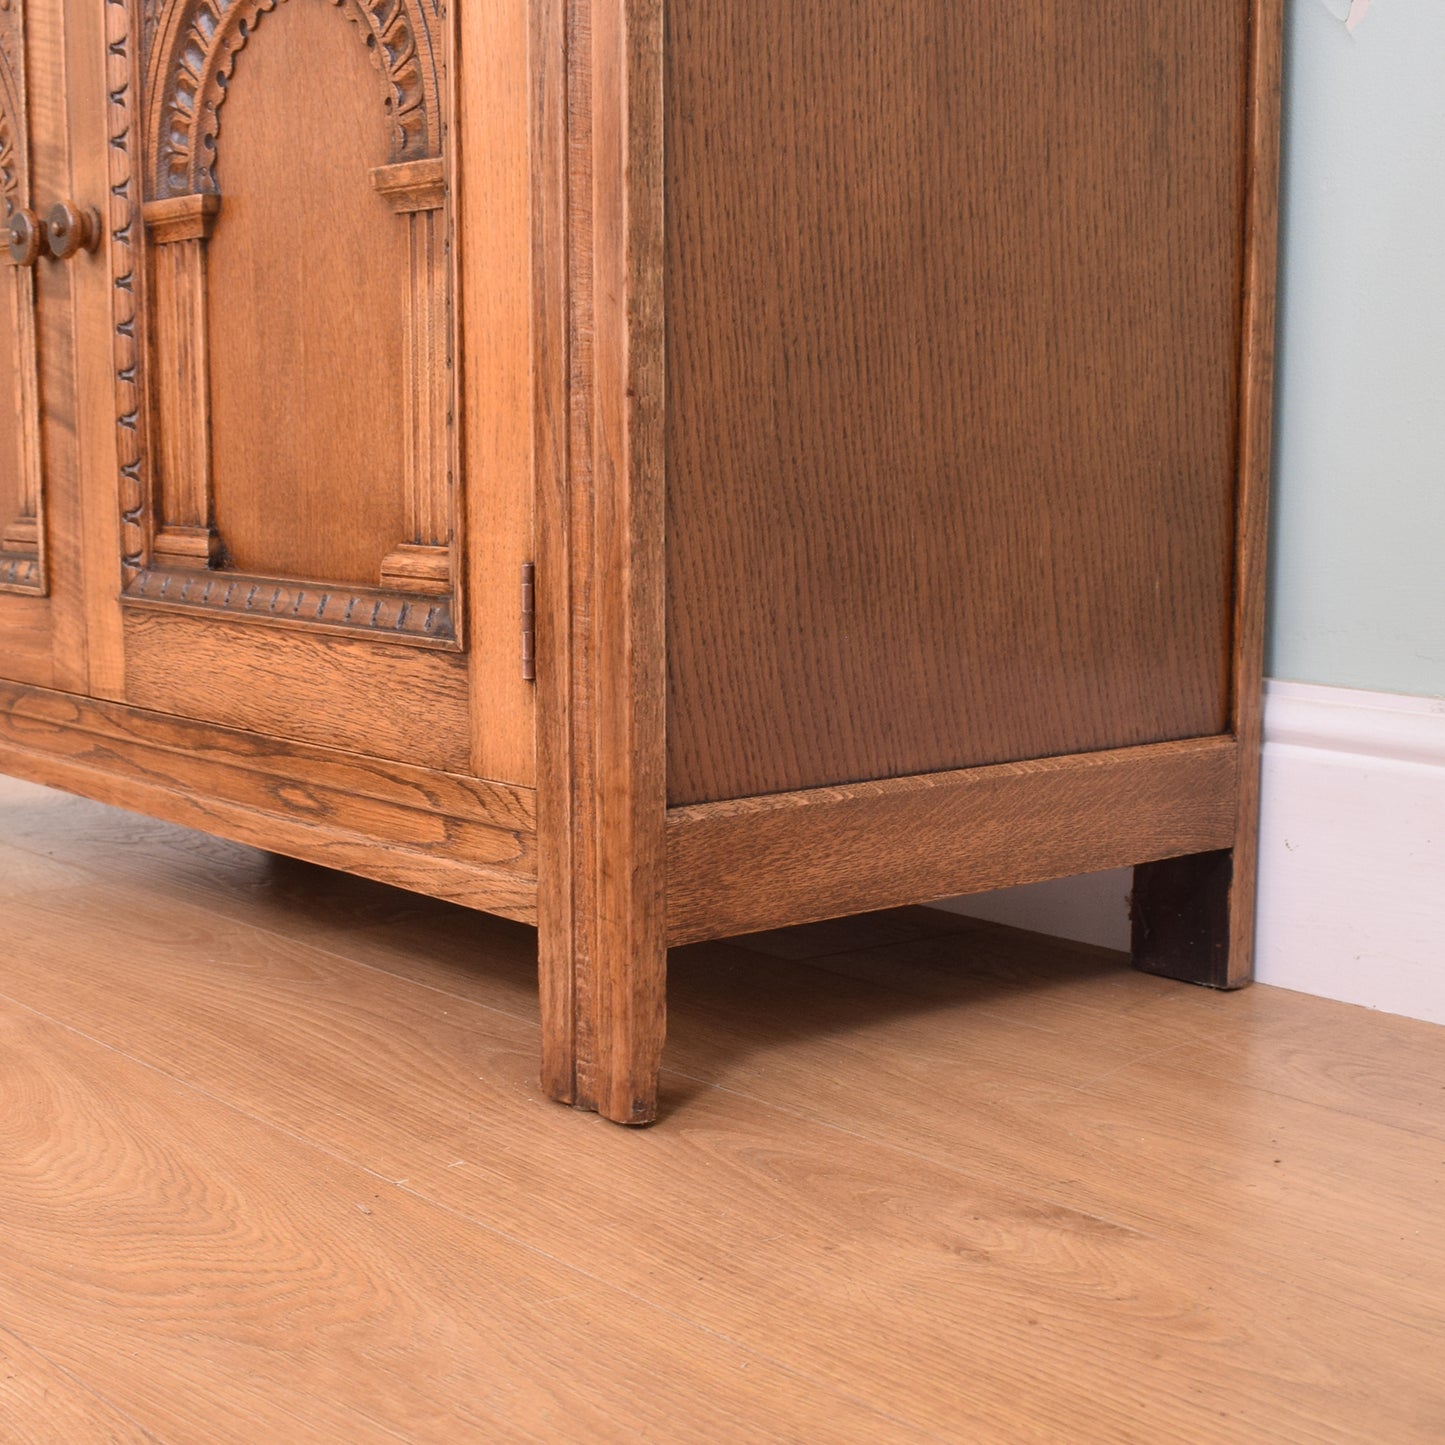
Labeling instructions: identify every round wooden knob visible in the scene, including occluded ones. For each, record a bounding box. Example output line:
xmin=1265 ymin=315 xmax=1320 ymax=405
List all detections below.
xmin=44 ymin=200 xmax=102 ymax=260
xmin=6 ymin=207 xmax=44 ymax=266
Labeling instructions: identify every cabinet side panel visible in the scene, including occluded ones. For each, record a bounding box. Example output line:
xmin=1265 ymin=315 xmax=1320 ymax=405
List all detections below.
xmin=665 ymin=2 xmax=1250 ymax=804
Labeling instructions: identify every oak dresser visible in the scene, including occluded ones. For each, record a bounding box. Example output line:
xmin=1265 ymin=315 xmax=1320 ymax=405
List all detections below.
xmin=0 ymin=0 xmax=1282 ymax=1122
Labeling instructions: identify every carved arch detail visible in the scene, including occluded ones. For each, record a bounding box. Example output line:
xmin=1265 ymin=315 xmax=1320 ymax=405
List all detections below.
xmin=144 ymin=0 xmax=442 ymax=198
xmin=107 ymin=0 xmax=459 ymax=645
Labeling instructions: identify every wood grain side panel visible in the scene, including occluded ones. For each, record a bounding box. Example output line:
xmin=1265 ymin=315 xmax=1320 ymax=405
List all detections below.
xmin=667 ymin=737 xmax=1238 ymax=945
xmin=0 ymin=680 xmax=537 ymax=919
xmin=122 ymin=610 xmax=471 ymax=773
xmin=665 ymin=3 xmax=1252 ymax=804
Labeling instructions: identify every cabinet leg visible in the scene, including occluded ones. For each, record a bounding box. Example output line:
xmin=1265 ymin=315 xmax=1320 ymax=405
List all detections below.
xmin=1131 ymin=848 xmax=1255 ymax=990
xmin=534 ymin=0 xmax=668 ymax=1125
xmin=538 ymin=903 xmax=667 ymax=1126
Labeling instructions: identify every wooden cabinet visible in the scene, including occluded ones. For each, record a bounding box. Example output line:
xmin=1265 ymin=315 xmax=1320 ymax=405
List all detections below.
xmin=0 ymin=0 xmax=1282 ymax=1124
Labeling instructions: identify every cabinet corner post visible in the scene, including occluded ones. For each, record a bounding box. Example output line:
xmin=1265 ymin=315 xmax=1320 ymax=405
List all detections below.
xmin=536 ymin=0 xmax=667 ymax=1125
xmin=1131 ymin=0 xmax=1282 ymax=994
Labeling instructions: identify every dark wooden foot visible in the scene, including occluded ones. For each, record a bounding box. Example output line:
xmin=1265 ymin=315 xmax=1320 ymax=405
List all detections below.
xmin=1131 ymin=848 xmax=1253 ymax=990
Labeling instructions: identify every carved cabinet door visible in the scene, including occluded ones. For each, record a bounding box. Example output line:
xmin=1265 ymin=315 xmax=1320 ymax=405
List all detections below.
xmin=0 ymin=0 xmax=89 ymax=690
xmin=96 ymin=0 xmax=524 ymax=776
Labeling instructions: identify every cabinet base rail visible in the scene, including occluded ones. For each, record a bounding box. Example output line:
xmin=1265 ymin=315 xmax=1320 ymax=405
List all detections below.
xmin=1 ymin=682 xmax=1253 ymax=1127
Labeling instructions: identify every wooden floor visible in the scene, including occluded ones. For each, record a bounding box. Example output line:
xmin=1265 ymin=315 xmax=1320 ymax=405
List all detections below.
xmin=1 ymin=775 xmax=1442 ymax=1443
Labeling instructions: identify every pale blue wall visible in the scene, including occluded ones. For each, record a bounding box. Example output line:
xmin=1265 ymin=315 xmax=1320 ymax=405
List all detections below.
xmin=1269 ymin=0 xmax=1445 ymax=698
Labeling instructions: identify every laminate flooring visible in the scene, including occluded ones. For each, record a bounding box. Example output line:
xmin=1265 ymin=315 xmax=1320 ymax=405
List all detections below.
xmin=1 ymin=774 xmax=1441 ymax=1443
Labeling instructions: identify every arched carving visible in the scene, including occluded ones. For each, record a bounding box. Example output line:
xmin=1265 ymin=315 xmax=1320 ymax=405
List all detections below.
xmin=144 ymin=0 xmax=442 ymax=199
xmin=108 ymin=0 xmax=459 ymax=643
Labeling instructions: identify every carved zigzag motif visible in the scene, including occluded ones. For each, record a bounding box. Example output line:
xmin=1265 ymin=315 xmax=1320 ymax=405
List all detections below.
xmin=107 ymin=0 xmax=149 ymax=580
xmin=147 ymin=0 xmax=441 ymax=198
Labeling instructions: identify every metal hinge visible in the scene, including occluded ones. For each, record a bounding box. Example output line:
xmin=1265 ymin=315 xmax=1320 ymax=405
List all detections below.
xmin=520 ymin=561 xmax=536 ymax=682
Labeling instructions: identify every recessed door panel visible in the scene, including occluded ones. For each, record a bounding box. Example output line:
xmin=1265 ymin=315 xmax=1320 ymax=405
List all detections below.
xmin=204 ymin=1 xmax=411 ymax=587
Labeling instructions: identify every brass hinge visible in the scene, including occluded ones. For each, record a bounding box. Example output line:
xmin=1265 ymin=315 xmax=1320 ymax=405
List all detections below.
xmin=520 ymin=561 xmax=536 ymax=682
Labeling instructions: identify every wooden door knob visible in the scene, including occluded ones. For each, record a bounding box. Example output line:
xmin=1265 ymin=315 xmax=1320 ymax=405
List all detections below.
xmin=45 ymin=200 xmax=102 ymax=259
xmin=6 ymin=208 xmax=45 ymax=266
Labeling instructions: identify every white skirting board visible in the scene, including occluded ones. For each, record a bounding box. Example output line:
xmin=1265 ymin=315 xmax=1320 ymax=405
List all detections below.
xmin=936 ymin=680 xmax=1445 ymax=1025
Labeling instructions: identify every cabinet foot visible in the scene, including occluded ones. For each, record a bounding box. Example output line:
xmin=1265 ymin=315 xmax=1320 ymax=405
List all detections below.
xmin=1131 ymin=849 xmax=1254 ymax=990
xmin=537 ymin=918 xmax=666 ymax=1127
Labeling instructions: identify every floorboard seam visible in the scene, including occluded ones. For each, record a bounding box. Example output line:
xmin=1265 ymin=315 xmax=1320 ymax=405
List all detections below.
xmin=0 ymin=1318 xmax=170 ymax=1444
